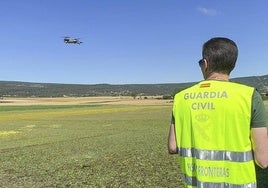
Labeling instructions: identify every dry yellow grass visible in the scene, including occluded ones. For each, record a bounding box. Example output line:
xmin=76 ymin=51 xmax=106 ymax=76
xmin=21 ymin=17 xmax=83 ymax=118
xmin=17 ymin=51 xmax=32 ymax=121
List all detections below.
xmin=264 ymin=100 xmax=268 ymax=107
xmin=0 ymin=130 xmax=19 ymax=137
xmin=0 ymin=96 xmax=172 ymax=106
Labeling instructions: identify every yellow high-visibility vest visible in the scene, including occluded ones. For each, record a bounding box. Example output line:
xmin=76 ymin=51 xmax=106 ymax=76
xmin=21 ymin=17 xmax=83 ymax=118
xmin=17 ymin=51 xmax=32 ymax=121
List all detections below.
xmin=173 ymin=80 xmax=256 ymax=188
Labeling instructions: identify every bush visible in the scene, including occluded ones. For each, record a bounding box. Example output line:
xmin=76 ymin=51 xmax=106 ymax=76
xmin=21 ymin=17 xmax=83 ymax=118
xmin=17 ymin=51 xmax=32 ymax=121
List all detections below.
xmin=162 ymin=95 xmax=173 ymax=100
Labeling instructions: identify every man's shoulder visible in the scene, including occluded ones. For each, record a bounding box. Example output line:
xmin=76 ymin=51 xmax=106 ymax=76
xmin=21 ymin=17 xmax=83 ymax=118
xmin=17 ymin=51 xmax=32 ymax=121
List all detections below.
xmin=173 ymin=82 xmax=200 ymax=100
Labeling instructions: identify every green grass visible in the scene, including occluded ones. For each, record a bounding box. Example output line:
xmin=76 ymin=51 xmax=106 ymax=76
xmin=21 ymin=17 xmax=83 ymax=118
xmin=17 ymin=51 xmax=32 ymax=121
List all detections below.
xmin=0 ymin=104 xmax=182 ymax=187
xmin=1 ymin=101 xmax=267 ymax=187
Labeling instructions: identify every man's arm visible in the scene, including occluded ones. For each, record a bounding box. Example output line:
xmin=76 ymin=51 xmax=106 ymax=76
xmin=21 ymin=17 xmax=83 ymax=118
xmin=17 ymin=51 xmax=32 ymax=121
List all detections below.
xmin=250 ymin=90 xmax=268 ymax=168
xmin=251 ymin=127 xmax=268 ymax=168
xmin=168 ymin=123 xmax=178 ymax=154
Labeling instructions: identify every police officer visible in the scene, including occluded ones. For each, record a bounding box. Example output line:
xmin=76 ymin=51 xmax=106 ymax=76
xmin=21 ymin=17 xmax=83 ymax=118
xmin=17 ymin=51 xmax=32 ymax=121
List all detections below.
xmin=168 ymin=37 xmax=268 ymax=187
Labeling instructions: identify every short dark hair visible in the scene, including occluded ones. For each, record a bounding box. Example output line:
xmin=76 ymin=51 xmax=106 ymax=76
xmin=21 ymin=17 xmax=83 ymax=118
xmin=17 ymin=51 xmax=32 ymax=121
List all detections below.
xmin=202 ymin=37 xmax=238 ymax=75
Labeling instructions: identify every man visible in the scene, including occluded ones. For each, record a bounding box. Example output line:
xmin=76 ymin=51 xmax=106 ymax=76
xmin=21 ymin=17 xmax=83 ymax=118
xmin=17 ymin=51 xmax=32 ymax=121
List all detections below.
xmin=168 ymin=37 xmax=268 ymax=187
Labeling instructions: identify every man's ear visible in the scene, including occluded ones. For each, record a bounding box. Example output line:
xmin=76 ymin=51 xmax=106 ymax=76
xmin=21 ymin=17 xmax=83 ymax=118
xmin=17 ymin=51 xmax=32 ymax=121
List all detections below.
xmin=203 ymin=59 xmax=209 ymax=70
xmin=202 ymin=59 xmax=210 ymax=79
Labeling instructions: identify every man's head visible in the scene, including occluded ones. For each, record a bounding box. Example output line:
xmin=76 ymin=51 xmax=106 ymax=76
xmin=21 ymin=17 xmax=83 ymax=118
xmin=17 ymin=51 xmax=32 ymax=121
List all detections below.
xmin=202 ymin=37 xmax=238 ymax=76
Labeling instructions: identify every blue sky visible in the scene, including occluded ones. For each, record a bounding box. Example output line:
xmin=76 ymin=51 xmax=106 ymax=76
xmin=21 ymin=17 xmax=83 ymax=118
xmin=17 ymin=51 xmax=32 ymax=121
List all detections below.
xmin=0 ymin=0 xmax=267 ymax=84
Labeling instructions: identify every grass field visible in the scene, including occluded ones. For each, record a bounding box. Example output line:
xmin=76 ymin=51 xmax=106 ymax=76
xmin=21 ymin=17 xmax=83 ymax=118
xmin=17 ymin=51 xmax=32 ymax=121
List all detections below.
xmin=0 ymin=97 xmax=182 ymax=187
xmin=0 ymin=98 xmax=267 ymax=187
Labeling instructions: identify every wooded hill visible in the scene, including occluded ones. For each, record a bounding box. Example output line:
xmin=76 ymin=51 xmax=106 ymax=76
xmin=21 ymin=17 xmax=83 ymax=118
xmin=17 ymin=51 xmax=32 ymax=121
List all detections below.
xmin=0 ymin=74 xmax=268 ymax=98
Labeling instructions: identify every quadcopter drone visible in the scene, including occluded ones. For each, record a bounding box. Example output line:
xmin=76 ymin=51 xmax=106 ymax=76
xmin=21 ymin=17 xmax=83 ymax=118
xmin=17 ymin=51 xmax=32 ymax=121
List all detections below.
xmin=63 ymin=37 xmax=83 ymax=45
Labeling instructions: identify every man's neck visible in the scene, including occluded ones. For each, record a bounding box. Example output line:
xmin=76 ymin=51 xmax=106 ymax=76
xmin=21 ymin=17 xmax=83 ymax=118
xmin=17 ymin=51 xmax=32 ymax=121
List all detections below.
xmin=206 ymin=72 xmax=229 ymax=81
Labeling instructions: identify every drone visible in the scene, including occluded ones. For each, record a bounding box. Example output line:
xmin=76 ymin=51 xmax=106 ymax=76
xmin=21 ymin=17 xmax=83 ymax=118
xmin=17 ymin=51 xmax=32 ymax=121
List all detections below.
xmin=63 ymin=37 xmax=83 ymax=44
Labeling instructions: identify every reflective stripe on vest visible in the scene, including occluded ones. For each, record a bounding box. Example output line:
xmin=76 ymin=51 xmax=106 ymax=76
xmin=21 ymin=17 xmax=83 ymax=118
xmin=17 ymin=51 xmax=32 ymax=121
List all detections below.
xmin=178 ymin=147 xmax=253 ymax=162
xmin=183 ymin=174 xmax=256 ymax=188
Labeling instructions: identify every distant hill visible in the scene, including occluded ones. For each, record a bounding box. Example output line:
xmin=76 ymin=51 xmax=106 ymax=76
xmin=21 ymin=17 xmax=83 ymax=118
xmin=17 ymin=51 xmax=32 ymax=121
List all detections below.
xmin=0 ymin=74 xmax=268 ymax=98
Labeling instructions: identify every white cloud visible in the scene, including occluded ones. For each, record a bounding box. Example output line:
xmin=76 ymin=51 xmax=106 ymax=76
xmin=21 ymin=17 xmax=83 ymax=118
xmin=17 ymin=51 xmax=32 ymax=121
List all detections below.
xmin=197 ymin=7 xmax=220 ymax=16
